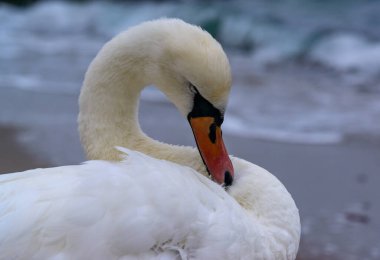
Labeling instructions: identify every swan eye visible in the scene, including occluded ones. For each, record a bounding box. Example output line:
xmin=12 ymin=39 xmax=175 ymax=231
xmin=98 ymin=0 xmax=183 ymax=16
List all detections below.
xmin=188 ymin=82 xmax=199 ymax=95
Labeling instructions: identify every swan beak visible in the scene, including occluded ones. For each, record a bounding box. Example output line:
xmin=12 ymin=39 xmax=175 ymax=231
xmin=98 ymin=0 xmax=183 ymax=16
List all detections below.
xmin=189 ymin=116 xmax=234 ymax=186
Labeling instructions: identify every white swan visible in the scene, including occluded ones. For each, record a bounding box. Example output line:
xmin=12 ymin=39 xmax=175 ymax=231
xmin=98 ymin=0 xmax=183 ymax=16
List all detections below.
xmin=0 ymin=19 xmax=300 ymax=259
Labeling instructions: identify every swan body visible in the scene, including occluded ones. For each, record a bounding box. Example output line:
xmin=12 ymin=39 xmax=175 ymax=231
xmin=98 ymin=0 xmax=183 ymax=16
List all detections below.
xmin=0 ymin=148 xmax=298 ymax=259
xmin=0 ymin=19 xmax=300 ymax=259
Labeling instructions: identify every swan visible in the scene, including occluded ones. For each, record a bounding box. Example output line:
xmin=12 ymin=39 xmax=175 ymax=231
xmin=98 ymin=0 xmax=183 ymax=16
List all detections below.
xmin=0 ymin=19 xmax=300 ymax=259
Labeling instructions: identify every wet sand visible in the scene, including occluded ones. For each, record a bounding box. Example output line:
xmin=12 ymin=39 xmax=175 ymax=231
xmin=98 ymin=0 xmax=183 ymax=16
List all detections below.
xmin=0 ymin=87 xmax=379 ymax=259
xmin=0 ymin=126 xmax=50 ymax=173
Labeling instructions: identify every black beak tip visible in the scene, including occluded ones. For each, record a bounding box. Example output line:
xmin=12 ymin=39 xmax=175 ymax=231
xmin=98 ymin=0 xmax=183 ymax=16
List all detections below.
xmin=224 ymin=171 xmax=233 ymax=187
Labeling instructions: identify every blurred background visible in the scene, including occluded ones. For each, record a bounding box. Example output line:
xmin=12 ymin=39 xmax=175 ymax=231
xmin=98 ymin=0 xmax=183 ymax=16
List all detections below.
xmin=1 ymin=0 xmax=379 ymax=259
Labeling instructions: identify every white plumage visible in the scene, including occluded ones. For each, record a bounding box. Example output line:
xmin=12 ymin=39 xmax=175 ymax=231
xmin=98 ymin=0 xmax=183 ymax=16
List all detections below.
xmin=0 ymin=19 xmax=300 ymax=259
xmin=0 ymin=148 xmax=299 ymax=259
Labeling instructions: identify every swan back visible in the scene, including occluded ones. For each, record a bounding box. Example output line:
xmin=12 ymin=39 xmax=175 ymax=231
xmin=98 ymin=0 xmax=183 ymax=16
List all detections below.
xmin=229 ymin=157 xmax=301 ymax=259
xmin=0 ymin=149 xmax=298 ymax=259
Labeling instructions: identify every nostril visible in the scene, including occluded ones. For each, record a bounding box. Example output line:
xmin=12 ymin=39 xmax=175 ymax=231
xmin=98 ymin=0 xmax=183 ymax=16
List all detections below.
xmin=224 ymin=171 xmax=233 ymax=186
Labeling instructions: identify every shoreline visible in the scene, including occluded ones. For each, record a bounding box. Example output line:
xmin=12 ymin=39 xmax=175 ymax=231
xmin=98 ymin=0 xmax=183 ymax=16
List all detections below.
xmin=0 ymin=126 xmax=50 ymax=174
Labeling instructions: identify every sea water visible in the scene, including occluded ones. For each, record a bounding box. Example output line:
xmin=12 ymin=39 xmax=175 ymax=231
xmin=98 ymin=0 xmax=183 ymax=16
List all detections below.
xmin=1 ymin=0 xmax=379 ymax=145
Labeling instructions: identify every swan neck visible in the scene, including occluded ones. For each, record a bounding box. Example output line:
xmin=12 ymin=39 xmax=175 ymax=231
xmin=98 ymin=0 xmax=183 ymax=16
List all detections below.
xmin=78 ymin=36 xmax=206 ymax=175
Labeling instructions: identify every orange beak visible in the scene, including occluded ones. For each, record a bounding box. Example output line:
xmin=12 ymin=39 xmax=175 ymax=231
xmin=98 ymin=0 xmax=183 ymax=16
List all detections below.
xmin=189 ymin=116 xmax=234 ymax=186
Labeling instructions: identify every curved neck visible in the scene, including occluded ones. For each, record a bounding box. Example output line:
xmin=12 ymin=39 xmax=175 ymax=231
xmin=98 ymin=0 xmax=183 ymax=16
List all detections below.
xmin=78 ymin=35 xmax=206 ymax=176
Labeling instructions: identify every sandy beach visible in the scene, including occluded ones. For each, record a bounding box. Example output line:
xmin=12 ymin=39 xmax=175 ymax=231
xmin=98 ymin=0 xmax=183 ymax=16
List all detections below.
xmin=1 ymin=87 xmax=379 ymax=259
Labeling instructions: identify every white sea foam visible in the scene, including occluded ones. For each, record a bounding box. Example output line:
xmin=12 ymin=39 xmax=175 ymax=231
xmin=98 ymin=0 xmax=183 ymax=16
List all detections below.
xmin=309 ymin=33 xmax=380 ymax=85
xmin=223 ymin=116 xmax=343 ymax=144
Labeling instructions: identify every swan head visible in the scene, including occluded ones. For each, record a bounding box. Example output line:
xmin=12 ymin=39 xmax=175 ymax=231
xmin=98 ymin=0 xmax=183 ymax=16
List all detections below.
xmin=141 ymin=19 xmax=234 ymax=186
xmin=123 ymin=19 xmax=231 ymax=114
xmin=82 ymin=19 xmax=234 ymax=186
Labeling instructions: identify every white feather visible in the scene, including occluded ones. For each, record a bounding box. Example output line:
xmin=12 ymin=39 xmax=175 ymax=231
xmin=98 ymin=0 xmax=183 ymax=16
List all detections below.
xmin=0 ymin=149 xmax=299 ymax=259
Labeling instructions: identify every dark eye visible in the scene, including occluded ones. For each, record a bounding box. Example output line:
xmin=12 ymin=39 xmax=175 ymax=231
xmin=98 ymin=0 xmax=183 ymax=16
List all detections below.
xmin=188 ymin=82 xmax=198 ymax=94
